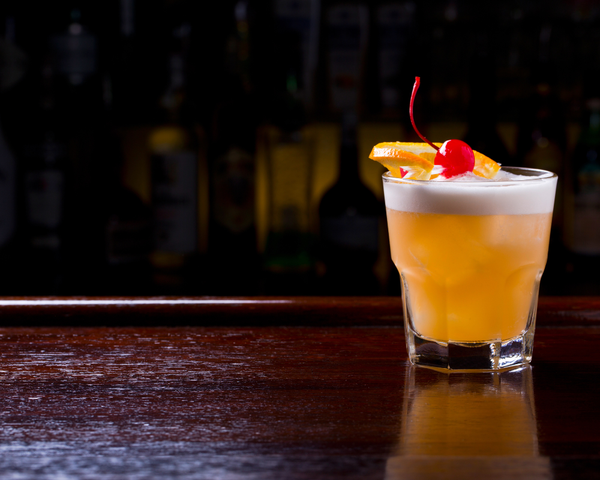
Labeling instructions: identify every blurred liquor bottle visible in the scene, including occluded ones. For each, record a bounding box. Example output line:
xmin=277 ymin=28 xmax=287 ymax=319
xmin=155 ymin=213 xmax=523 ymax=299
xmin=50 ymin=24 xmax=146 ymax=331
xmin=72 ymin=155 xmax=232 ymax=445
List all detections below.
xmin=263 ymin=123 xmax=316 ymax=294
xmin=21 ymin=60 xmax=69 ymax=294
xmin=49 ymin=5 xmax=103 ymax=127
xmin=317 ymin=1 xmax=382 ymax=295
xmin=148 ymin=23 xmax=203 ymax=293
xmin=0 ymin=121 xmax=18 ymax=294
xmin=516 ymin=89 xmax=566 ymax=173
xmin=262 ymin=0 xmax=319 ymax=294
xmin=563 ymin=72 xmax=600 ymax=294
xmin=107 ymin=0 xmax=149 ymax=125
xmin=324 ymin=1 xmax=369 ymax=114
xmin=272 ymin=0 xmax=320 ymax=113
xmin=516 ymin=24 xmax=566 ymax=197
xmin=206 ymin=0 xmax=259 ymax=295
xmin=88 ymin=112 xmax=153 ymax=295
xmin=373 ymin=0 xmax=415 ymax=119
xmin=47 ymin=4 xmax=106 ymax=289
xmin=0 ymin=11 xmax=29 ymax=140
xmin=462 ymin=31 xmax=510 ymax=163
xmin=75 ymin=24 xmax=154 ymax=296
xmin=79 ymin=0 xmax=154 ymax=295
xmin=318 ymin=112 xmax=382 ymax=295
xmin=0 ymin=13 xmax=26 ymax=294
xmin=515 ymin=79 xmax=567 ymax=294
xmin=208 ymin=103 xmax=258 ymax=295
xmin=105 ymin=0 xmax=166 ymax=129
xmin=515 ymin=24 xmax=567 ymax=293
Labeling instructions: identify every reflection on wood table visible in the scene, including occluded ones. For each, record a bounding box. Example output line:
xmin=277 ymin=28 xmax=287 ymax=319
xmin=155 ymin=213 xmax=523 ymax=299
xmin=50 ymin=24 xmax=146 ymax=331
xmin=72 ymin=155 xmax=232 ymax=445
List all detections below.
xmin=0 ymin=297 xmax=596 ymax=478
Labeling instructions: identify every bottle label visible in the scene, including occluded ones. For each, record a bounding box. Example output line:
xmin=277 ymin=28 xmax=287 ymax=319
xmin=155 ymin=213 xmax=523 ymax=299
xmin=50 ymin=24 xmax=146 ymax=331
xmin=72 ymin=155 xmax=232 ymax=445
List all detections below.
xmin=321 ymin=214 xmax=378 ymax=252
xmin=152 ymin=151 xmax=198 ymax=254
xmin=213 ymin=146 xmax=255 ymax=234
xmin=327 ymin=4 xmax=368 ymax=111
xmin=26 ymin=170 xmax=64 ymax=229
xmin=572 ymin=161 xmax=600 ymax=254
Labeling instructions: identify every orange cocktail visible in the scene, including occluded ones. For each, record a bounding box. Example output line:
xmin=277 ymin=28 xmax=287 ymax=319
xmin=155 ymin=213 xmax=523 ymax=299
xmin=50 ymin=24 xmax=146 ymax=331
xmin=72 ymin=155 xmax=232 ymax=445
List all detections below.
xmin=387 ymin=210 xmax=552 ymax=343
xmin=372 ymin=77 xmax=557 ymax=370
xmin=382 ymin=167 xmax=557 ymax=370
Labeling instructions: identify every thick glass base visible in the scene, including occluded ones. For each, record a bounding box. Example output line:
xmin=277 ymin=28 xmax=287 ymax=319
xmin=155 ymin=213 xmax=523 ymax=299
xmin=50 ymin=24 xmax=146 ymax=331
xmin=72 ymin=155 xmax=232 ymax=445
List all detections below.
xmin=405 ymin=324 xmax=535 ymax=371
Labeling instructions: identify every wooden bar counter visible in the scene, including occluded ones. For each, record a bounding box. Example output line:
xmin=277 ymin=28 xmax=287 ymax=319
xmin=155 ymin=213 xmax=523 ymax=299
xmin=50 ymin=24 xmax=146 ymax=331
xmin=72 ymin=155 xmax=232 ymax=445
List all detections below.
xmin=0 ymin=296 xmax=597 ymax=478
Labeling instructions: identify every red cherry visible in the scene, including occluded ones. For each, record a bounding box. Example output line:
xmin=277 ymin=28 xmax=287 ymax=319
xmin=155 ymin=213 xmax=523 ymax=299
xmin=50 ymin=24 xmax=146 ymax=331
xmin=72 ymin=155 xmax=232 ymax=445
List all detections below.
xmin=435 ymin=139 xmax=475 ymax=178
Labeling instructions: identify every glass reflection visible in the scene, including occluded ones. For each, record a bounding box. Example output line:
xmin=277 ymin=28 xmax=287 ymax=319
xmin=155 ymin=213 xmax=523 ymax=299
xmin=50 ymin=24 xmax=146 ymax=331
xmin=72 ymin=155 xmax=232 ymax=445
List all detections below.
xmin=385 ymin=365 xmax=551 ymax=479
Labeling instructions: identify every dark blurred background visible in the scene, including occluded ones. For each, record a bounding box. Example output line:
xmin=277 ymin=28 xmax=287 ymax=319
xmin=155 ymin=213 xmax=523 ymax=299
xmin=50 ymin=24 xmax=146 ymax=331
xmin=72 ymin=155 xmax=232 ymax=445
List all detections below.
xmin=0 ymin=0 xmax=599 ymax=297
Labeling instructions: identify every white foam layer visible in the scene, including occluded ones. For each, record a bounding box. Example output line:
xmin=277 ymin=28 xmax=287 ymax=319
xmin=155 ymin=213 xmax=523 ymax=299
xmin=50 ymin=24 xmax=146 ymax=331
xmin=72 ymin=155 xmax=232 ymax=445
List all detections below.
xmin=430 ymin=170 xmax=529 ymax=182
xmin=383 ymin=168 xmax=557 ymax=215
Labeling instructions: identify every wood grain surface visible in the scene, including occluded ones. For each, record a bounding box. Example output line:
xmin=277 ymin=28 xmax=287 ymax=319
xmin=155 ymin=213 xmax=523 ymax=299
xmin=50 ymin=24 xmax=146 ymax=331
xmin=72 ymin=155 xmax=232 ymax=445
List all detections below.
xmin=0 ymin=297 xmax=597 ymax=478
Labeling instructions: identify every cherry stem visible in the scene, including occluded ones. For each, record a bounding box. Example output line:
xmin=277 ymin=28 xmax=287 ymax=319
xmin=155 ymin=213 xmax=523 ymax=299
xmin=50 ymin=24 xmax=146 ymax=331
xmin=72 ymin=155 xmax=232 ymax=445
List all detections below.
xmin=410 ymin=77 xmax=439 ymax=152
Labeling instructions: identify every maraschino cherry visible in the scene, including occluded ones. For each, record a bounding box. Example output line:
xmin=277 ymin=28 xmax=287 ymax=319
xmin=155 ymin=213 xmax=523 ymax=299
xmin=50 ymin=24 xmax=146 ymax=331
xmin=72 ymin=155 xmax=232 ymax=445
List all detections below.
xmin=409 ymin=76 xmax=475 ymax=178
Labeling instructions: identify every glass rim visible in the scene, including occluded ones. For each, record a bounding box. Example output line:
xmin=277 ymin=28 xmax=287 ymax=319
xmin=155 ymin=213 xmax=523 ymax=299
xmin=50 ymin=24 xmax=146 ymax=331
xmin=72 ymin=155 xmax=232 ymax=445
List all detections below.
xmin=382 ymin=167 xmax=557 ymax=187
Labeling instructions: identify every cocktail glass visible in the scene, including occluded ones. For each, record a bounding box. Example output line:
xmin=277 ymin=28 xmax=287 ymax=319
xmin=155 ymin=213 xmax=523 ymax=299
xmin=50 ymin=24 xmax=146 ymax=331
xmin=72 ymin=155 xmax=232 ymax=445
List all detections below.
xmin=383 ymin=167 xmax=558 ymax=371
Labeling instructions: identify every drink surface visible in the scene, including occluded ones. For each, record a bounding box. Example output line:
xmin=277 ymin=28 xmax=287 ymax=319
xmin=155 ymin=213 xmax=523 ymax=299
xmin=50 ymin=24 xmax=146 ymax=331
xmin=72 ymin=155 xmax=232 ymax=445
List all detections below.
xmin=387 ymin=209 xmax=552 ymax=342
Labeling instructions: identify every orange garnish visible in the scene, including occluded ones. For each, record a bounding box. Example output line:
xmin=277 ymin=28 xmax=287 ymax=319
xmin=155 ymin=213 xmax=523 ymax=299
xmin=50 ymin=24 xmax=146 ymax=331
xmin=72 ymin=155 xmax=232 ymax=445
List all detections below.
xmin=370 ymin=142 xmax=501 ymax=180
xmin=473 ymin=151 xmax=501 ymax=179
xmin=369 ymin=142 xmax=436 ymax=180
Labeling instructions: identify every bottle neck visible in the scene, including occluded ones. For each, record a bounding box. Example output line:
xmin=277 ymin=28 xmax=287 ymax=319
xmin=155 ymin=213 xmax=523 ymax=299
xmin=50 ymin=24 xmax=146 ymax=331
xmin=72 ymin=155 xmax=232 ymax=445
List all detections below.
xmin=34 ymin=64 xmax=67 ymax=167
xmin=338 ymin=113 xmax=360 ymax=184
xmin=160 ymin=21 xmax=192 ymax=124
xmin=160 ymin=53 xmax=187 ymax=124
